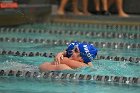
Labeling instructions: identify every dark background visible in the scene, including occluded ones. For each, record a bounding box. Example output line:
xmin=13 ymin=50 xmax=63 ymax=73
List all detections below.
xmin=0 ymin=0 xmax=139 ymax=26
xmin=9 ymin=0 xmax=140 ymax=14
xmin=88 ymin=0 xmax=140 ymax=14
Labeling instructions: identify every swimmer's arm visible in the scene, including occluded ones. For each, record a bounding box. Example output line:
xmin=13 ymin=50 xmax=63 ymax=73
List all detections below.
xmin=60 ymin=57 xmax=87 ymax=69
xmin=56 ymin=51 xmax=66 ymax=57
xmin=54 ymin=51 xmax=66 ymax=64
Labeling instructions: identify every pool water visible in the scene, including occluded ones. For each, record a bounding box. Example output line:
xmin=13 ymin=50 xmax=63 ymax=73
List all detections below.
xmin=0 ymin=23 xmax=140 ymax=93
xmin=0 ymin=77 xmax=140 ymax=93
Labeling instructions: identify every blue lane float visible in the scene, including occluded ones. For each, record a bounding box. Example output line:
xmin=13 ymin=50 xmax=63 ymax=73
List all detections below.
xmin=0 ymin=69 xmax=140 ymax=85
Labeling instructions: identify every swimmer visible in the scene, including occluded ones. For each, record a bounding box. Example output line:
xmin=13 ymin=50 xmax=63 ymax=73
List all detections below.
xmin=39 ymin=42 xmax=98 ymax=72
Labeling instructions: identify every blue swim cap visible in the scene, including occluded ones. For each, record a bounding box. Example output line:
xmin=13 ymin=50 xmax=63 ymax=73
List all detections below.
xmin=66 ymin=41 xmax=80 ymax=58
xmin=78 ymin=43 xmax=98 ymax=64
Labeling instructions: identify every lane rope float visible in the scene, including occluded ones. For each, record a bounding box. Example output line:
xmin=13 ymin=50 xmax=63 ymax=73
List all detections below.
xmin=0 ymin=69 xmax=139 ymax=85
xmin=0 ymin=28 xmax=140 ymax=39
xmin=0 ymin=49 xmax=139 ymax=63
xmin=0 ymin=37 xmax=139 ymax=49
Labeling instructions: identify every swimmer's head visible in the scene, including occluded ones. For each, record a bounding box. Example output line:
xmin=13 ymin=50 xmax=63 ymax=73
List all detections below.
xmin=78 ymin=43 xmax=98 ymax=64
xmin=66 ymin=41 xmax=80 ymax=58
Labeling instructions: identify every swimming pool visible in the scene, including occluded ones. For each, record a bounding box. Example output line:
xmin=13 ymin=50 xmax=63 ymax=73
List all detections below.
xmin=0 ymin=22 xmax=140 ymax=93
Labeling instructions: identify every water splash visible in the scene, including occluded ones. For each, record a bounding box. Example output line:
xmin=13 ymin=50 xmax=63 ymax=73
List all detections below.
xmin=0 ymin=59 xmax=39 ymax=72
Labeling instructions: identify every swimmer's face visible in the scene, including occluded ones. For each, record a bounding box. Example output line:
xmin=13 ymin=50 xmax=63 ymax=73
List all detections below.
xmin=70 ymin=48 xmax=83 ymax=62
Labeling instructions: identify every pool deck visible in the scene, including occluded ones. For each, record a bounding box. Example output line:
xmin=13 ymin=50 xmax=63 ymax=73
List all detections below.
xmin=50 ymin=14 xmax=140 ymax=25
xmin=0 ymin=12 xmax=140 ymax=26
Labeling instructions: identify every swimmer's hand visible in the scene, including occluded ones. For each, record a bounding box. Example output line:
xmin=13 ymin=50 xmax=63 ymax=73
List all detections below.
xmin=54 ymin=52 xmax=64 ymax=65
